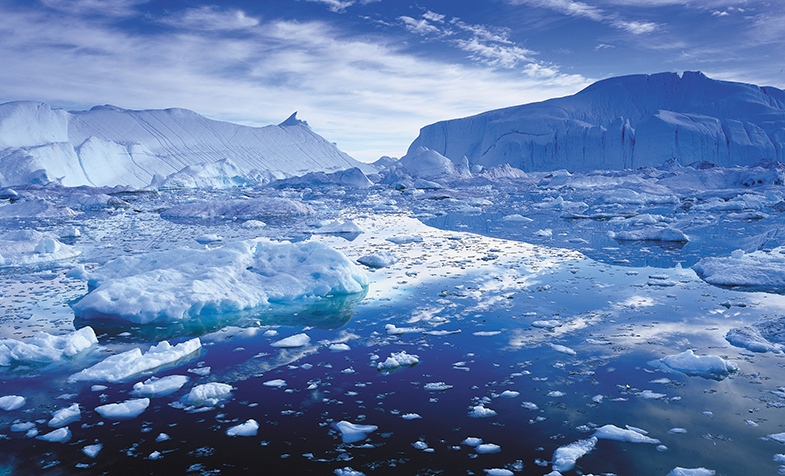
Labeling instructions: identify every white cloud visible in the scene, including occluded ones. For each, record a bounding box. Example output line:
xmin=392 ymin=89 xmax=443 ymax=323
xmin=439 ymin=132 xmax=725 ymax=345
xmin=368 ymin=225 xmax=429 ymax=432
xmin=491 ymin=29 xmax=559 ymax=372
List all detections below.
xmin=399 ymin=16 xmax=442 ymax=35
xmin=455 ymin=38 xmax=534 ymax=68
xmin=40 ymin=0 xmax=148 ymax=16
xmin=423 ymin=11 xmax=446 ymax=23
xmin=159 ymin=6 xmax=259 ymax=31
xmin=509 ymin=0 xmax=660 ymax=34
xmin=305 ymin=0 xmax=355 ymax=13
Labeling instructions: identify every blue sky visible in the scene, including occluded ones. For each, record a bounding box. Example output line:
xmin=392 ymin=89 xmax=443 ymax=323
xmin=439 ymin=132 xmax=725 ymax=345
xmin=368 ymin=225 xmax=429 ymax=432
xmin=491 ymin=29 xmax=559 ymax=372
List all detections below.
xmin=1 ymin=0 xmax=783 ymax=162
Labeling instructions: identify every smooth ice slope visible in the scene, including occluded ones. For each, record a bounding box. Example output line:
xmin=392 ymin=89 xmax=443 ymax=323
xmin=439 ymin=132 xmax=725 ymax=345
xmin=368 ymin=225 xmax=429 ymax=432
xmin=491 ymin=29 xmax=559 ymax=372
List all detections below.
xmin=402 ymin=72 xmax=785 ymax=173
xmin=0 ymin=103 xmax=372 ymax=188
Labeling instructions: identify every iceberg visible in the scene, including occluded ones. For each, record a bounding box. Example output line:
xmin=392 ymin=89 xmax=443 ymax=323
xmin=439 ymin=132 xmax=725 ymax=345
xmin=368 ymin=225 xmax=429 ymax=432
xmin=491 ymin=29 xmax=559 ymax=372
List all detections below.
xmin=0 ymin=327 xmax=97 ymax=367
xmin=592 ymin=424 xmax=661 ymax=444
xmin=226 ymin=419 xmax=259 ymax=437
xmin=552 ymin=437 xmax=597 ymax=473
xmin=0 ymin=229 xmax=80 ymax=267
xmin=331 ymin=420 xmax=378 ymax=444
xmin=71 ymin=240 xmax=368 ymax=323
xmin=131 ymin=375 xmax=189 ymax=397
xmin=186 ymin=382 xmax=233 ymax=406
xmin=95 ymin=398 xmax=150 ymax=419
xmin=48 ymin=403 xmax=80 ymax=427
xmin=693 ymin=248 xmax=785 ymax=289
xmin=0 ymin=395 xmax=25 ymax=411
xmin=651 ymin=350 xmax=738 ymax=380
xmin=68 ymin=338 xmax=201 ymax=383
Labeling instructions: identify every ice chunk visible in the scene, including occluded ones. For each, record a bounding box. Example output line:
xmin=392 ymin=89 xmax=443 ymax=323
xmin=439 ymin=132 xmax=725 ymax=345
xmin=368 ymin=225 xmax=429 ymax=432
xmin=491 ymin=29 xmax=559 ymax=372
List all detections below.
xmin=331 ymin=420 xmax=378 ymax=443
xmin=462 ymin=437 xmax=483 ymax=446
xmin=36 ymin=427 xmax=72 ymax=443
xmin=131 ymin=375 xmax=189 ymax=397
xmin=468 ymin=405 xmax=497 ymax=418
xmin=69 ymin=338 xmax=201 ymax=383
xmin=161 ymin=197 xmax=314 ymax=219
xmin=227 ymin=419 xmax=259 ymax=436
xmin=195 ymin=233 xmax=221 ymax=244
xmin=611 ymin=227 xmax=689 ymax=242
xmin=263 ymin=379 xmax=287 ymax=388
xmin=501 ymin=214 xmax=533 ymax=223
xmin=0 ymin=395 xmax=25 ymax=411
xmin=48 ymin=403 xmax=80 ymax=428
xmin=651 ymin=350 xmax=738 ymax=380
xmin=0 ymin=326 xmax=97 ymax=366
xmin=334 ymin=467 xmax=365 ymax=476
xmin=271 ymin=333 xmax=310 ymax=348
xmin=666 ymin=468 xmax=715 ymax=476
xmin=476 ymin=443 xmax=501 ymax=454
xmin=549 ymin=343 xmax=577 ymax=356
xmin=10 ymin=422 xmax=35 ymax=432
xmin=357 ymin=251 xmax=400 ymax=268
xmin=424 ymin=382 xmax=453 ymax=391
xmin=769 ymin=432 xmax=785 ymax=443
xmin=0 ymin=229 xmax=80 ymax=266
xmin=377 ymin=351 xmax=419 ymax=370
xmin=95 ymin=398 xmax=150 ymax=419
xmin=83 ymin=444 xmax=102 ymax=458
xmin=552 ymin=437 xmax=597 ymax=472
xmin=401 ymin=413 xmax=421 ymax=420
xmin=329 ymin=343 xmax=351 ymax=352
xmin=693 ymin=247 xmax=785 ymax=288
xmin=386 ymin=235 xmax=423 ymax=244
xmin=385 ymin=324 xmax=424 ymax=335
xmin=484 ymin=470 xmax=513 ymax=476
xmin=186 ymin=382 xmax=233 ymax=406
xmin=307 ymin=220 xmax=363 ymax=235
xmin=593 ymin=424 xmax=660 ymax=444
xmin=72 ymin=240 xmax=368 ymax=323
xmin=500 ymin=390 xmax=519 ymax=398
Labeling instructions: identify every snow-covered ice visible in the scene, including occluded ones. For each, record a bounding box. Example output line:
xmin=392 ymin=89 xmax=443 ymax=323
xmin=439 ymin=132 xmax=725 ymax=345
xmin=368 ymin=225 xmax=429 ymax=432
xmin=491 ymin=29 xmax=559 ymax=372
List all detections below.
xmin=651 ymin=350 xmax=738 ymax=380
xmin=95 ymin=398 xmax=150 ymax=419
xmin=331 ymin=421 xmax=378 ymax=444
xmin=186 ymin=382 xmax=233 ymax=406
xmin=0 ymin=395 xmax=25 ymax=411
xmin=131 ymin=375 xmax=189 ymax=397
xmin=226 ymin=419 xmax=259 ymax=436
xmin=552 ymin=437 xmax=597 ymax=472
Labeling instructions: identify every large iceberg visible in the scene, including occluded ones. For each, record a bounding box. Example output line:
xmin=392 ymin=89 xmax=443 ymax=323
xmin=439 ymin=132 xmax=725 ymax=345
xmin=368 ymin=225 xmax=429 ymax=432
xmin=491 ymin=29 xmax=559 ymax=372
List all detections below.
xmin=71 ymin=239 xmax=369 ymax=323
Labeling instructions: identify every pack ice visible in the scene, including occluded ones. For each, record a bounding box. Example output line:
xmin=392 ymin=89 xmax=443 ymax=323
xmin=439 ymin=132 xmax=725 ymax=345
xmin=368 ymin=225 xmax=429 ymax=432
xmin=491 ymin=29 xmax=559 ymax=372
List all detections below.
xmin=70 ymin=239 xmax=369 ymax=323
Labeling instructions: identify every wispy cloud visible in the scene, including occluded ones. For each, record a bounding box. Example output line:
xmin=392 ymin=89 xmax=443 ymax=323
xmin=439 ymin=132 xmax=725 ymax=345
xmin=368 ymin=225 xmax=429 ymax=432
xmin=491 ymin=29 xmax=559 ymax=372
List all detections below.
xmin=305 ymin=0 xmax=380 ymax=14
xmin=398 ymin=16 xmax=443 ymax=36
xmin=158 ymin=6 xmax=259 ymax=31
xmin=508 ymin=0 xmax=660 ymax=34
xmin=40 ymin=0 xmax=149 ymax=17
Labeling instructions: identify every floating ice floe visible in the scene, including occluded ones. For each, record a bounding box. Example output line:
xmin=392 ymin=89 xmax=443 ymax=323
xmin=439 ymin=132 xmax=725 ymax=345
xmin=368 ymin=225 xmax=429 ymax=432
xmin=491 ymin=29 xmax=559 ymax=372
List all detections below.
xmin=334 ymin=467 xmax=365 ymax=476
xmin=271 ymin=333 xmax=311 ymax=348
xmin=226 ymin=419 xmax=259 ymax=437
xmin=331 ymin=420 xmax=378 ymax=444
xmin=357 ymin=251 xmax=400 ymax=268
xmin=552 ymin=437 xmax=597 ymax=472
xmin=0 ymin=395 xmax=25 ymax=411
xmin=0 ymin=199 xmax=77 ymax=219
xmin=95 ymin=398 xmax=150 ymax=419
xmin=131 ymin=375 xmax=189 ymax=397
xmin=476 ymin=443 xmax=501 ymax=454
xmin=424 ymin=382 xmax=453 ymax=391
xmin=263 ymin=379 xmax=286 ymax=388
xmin=693 ymin=247 xmax=785 ymax=289
xmin=329 ymin=343 xmax=351 ymax=352
xmin=186 ymin=382 xmax=233 ymax=406
xmin=68 ymin=338 xmax=201 ymax=383
xmin=0 ymin=230 xmax=80 ymax=267
xmin=306 ymin=220 xmax=363 ymax=235
xmin=161 ymin=197 xmax=314 ymax=219
xmin=725 ymin=324 xmax=784 ymax=353
xmin=386 ymin=235 xmax=423 ymax=244
xmin=501 ymin=214 xmax=533 ymax=223
xmin=650 ymin=350 xmax=738 ymax=380
xmin=610 ymin=227 xmax=689 ymax=242
xmin=36 ymin=427 xmax=72 ymax=443
xmin=49 ymin=403 xmax=80 ymax=427
xmin=549 ymin=343 xmax=577 ymax=356
xmin=377 ymin=351 xmax=419 ymax=371
xmin=666 ymin=468 xmax=715 ymax=476
xmin=484 ymin=470 xmax=513 ymax=476
xmin=71 ymin=239 xmax=368 ymax=323
xmin=385 ymin=324 xmax=424 ymax=335
xmin=593 ymin=424 xmax=661 ymax=443
xmin=468 ymin=405 xmax=497 ymax=418
xmin=82 ymin=444 xmax=102 ymax=458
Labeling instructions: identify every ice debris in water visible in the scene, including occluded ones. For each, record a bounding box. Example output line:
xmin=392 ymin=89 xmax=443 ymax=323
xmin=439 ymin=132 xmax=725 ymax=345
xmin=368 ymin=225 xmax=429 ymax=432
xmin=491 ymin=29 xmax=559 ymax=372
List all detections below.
xmin=484 ymin=470 xmax=513 ymax=476
xmin=271 ymin=333 xmax=311 ymax=348
xmin=0 ymin=230 xmax=80 ymax=266
xmin=0 ymin=327 xmax=97 ymax=366
xmin=424 ymin=382 xmax=453 ymax=391
xmin=131 ymin=375 xmax=189 ymax=397
xmin=82 ymin=444 xmax=102 ymax=458
xmin=0 ymin=395 xmax=25 ymax=411
xmin=651 ymin=350 xmax=738 ymax=380
xmin=329 ymin=343 xmax=351 ymax=352
xmin=160 ymin=197 xmax=315 ymax=219
xmin=357 ymin=251 xmax=400 ymax=268
xmin=552 ymin=437 xmax=597 ymax=472
xmin=385 ymin=324 xmax=424 ymax=335
xmin=725 ymin=325 xmax=784 ymax=353
xmin=666 ymin=468 xmax=716 ymax=476
xmin=468 ymin=405 xmax=497 ymax=418
xmin=693 ymin=246 xmax=785 ymax=288
xmin=226 ymin=419 xmax=259 ymax=437
xmin=593 ymin=424 xmax=661 ymax=444
xmin=610 ymin=227 xmax=689 ymax=242
xmin=476 ymin=443 xmax=501 ymax=454
xmin=263 ymin=379 xmax=287 ymax=388
xmin=69 ymin=338 xmax=201 ymax=383
xmin=186 ymin=382 xmax=233 ymax=406
xmin=71 ymin=240 xmax=368 ymax=323
xmin=49 ymin=403 xmax=80 ymax=427
xmin=334 ymin=467 xmax=365 ymax=476
xmin=549 ymin=343 xmax=577 ymax=356
xmin=377 ymin=351 xmax=419 ymax=370
xmin=95 ymin=398 xmax=150 ymax=419
xmin=36 ymin=427 xmax=72 ymax=443
xmin=331 ymin=421 xmax=378 ymax=443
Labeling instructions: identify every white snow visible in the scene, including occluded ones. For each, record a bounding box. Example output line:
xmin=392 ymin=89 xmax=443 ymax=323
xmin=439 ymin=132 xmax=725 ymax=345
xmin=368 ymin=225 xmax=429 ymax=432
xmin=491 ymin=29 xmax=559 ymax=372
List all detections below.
xmin=592 ymin=424 xmax=661 ymax=444
xmin=552 ymin=437 xmax=597 ymax=473
xmin=48 ymin=403 xmax=80 ymax=427
xmin=226 ymin=419 xmax=259 ymax=436
xmin=0 ymin=395 xmax=25 ymax=411
xmin=95 ymin=398 xmax=150 ymax=419
xmin=331 ymin=420 xmax=378 ymax=443
xmin=468 ymin=405 xmax=497 ymax=418
xmin=652 ymin=350 xmax=738 ymax=380
xmin=72 ymin=240 xmax=368 ymax=323
xmin=271 ymin=333 xmax=311 ymax=348
xmin=377 ymin=351 xmax=419 ymax=370
xmin=186 ymin=382 xmax=233 ymax=406
xmin=357 ymin=251 xmax=400 ymax=268
xmin=131 ymin=375 xmax=189 ymax=397
xmin=69 ymin=338 xmax=201 ymax=383
xmin=0 ymin=230 xmax=80 ymax=267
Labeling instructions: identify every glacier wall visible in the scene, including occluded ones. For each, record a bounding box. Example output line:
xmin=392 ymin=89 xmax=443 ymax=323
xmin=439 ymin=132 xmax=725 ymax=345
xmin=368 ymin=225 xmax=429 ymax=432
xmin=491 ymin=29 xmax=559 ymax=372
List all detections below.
xmin=0 ymin=103 xmax=370 ymax=188
xmin=403 ymin=72 xmax=785 ymax=173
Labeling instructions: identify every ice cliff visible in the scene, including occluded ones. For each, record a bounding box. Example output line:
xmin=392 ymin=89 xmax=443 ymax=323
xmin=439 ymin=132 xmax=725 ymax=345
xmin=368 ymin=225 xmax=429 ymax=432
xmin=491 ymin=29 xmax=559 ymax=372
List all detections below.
xmin=0 ymin=103 xmax=371 ymax=188
xmin=402 ymin=71 xmax=785 ymax=173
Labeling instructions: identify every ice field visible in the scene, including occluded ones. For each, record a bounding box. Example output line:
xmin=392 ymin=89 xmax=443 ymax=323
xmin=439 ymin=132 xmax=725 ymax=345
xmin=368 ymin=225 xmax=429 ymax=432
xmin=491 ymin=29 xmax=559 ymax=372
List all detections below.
xmin=1 ymin=162 xmax=785 ymax=475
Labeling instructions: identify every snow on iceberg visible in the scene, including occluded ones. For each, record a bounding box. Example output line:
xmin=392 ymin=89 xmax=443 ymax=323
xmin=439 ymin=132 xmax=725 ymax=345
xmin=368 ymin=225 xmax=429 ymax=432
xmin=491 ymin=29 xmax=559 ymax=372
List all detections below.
xmin=131 ymin=375 xmax=189 ymax=397
xmin=0 ymin=327 xmax=97 ymax=366
xmin=226 ymin=419 xmax=259 ymax=436
xmin=693 ymin=248 xmax=785 ymax=289
xmin=0 ymin=230 xmax=80 ymax=267
xmin=592 ymin=424 xmax=660 ymax=444
xmin=68 ymin=338 xmax=201 ymax=383
xmin=150 ymin=158 xmax=252 ymax=189
xmin=186 ymin=382 xmax=233 ymax=406
xmin=666 ymin=468 xmax=715 ymax=476
xmin=331 ymin=420 xmax=378 ymax=444
xmin=650 ymin=350 xmax=737 ymax=380
xmin=95 ymin=398 xmax=150 ymax=419
xmin=71 ymin=239 xmax=369 ymax=323
xmin=377 ymin=351 xmax=419 ymax=371
xmin=552 ymin=437 xmax=597 ymax=473
xmin=160 ymin=197 xmax=314 ymax=220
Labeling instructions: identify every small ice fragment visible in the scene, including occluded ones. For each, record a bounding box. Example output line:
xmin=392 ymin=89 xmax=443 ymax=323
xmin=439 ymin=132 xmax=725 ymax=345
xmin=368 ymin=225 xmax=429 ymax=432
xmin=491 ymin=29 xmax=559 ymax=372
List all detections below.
xmin=592 ymin=395 xmax=604 ymax=403
xmin=521 ymin=402 xmax=539 ymax=410
xmin=330 ymin=343 xmax=351 ymax=352
xmin=91 ymin=385 xmax=108 ymax=392
xmin=331 ymin=421 xmax=378 ymax=443
xmin=227 ymin=419 xmax=259 ymax=437
xmin=195 ymin=234 xmax=221 ymax=244
xmin=412 ymin=441 xmax=429 ymax=450
xmin=768 ymin=432 xmax=785 ymax=443
xmin=49 ymin=403 xmax=80 ymax=427
xmin=263 ymin=329 xmax=278 ymax=337
xmin=186 ymin=382 xmax=233 ymax=406
xmin=148 ymin=451 xmax=162 ymax=460
xmin=468 ymin=405 xmax=497 ymax=418
xmin=36 ymin=427 xmax=72 ymax=443
xmin=462 ymin=437 xmax=482 ymax=446
xmin=95 ymin=398 xmax=150 ymax=419
xmin=0 ymin=395 xmax=25 ymax=411
xmin=549 ymin=343 xmax=576 ymax=356
xmin=668 ymin=428 xmax=687 ymax=434
xmin=476 ymin=443 xmax=501 ymax=454
xmin=83 ymin=444 xmax=102 ymax=458
xmin=132 ymin=375 xmax=189 ymax=397
xmin=592 ymin=424 xmax=660 ymax=444
xmin=484 ymin=470 xmax=513 ymax=476
xmin=500 ymin=390 xmax=519 ymax=398
xmin=666 ymin=468 xmax=715 ymax=476
xmin=156 ymin=433 xmax=170 ymax=442
xmin=651 ymin=350 xmax=737 ymax=380
xmin=552 ymin=437 xmax=597 ymax=472
xmin=334 ymin=467 xmax=365 ymax=476
xmin=401 ymin=413 xmax=421 ymax=420
xmin=377 ymin=351 xmax=419 ymax=370
xmin=532 ymin=320 xmax=561 ymax=328
xmin=424 ymin=382 xmax=453 ymax=391
xmin=10 ymin=422 xmax=35 ymax=432
xmin=548 ymin=391 xmax=565 ymax=397
xmin=263 ymin=379 xmax=287 ymax=388
xmin=271 ymin=333 xmax=310 ymax=348
xmin=385 ymin=324 xmax=423 ymax=335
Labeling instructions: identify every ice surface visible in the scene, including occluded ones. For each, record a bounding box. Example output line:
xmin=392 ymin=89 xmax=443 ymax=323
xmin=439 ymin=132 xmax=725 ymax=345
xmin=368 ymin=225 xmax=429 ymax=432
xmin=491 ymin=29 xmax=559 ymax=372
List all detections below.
xmin=0 ymin=395 xmax=25 ymax=411
xmin=334 ymin=467 xmax=365 ymax=476
xmin=68 ymin=338 xmax=201 ymax=383
xmin=552 ymin=437 xmax=597 ymax=472
xmin=95 ymin=398 xmax=150 ymax=419
xmin=186 ymin=382 xmax=233 ymax=406
xmin=725 ymin=325 xmax=784 ymax=353
xmin=611 ymin=227 xmax=689 ymax=242
xmin=652 ymin=350 xmax=738 ymax=380
xmin=226 ymin=419 xmax=259 ymax=436
xmin=483 ymin=470 xmax=513 ymax=476
xmin=331 ymin=420 xmax=378 ymax=443
xmin=161 ymin=197 xmax=315 ymax=220
xmin=131 ymin=375 xmax=189 ymax=397
xmin=666 ymin=468 xmax=715 ymax=476
xmin=476 ymin=443 xmax=501 ymax=454
xmin=82 ymin=444 xmax=102 ymax=458
xmin=48 ymin=403 xmax=80 ymax=427
xmin=0 ymin=326 xmax=98 ymax=367
xmin=357 ymin=251 xmax=400 ymax=268
xmin=72 ymin=240 xmax=368 ymax=323
xmin=0 ymin=229 xmax=80 ymax=267
xmin=377 ymin=351 xmax=419 ymax=370
xmin=36 ymin=427 xmax=72 ymax=443
xmin=592 ymin=424 xmax=661 ymax=444
xmin=468 ymin=405 xmax=497 ymax=418
xmin=693 ymin=247 xmax=785 ymax=288
xmin=271 ymin=333 xmax=311 ymax=348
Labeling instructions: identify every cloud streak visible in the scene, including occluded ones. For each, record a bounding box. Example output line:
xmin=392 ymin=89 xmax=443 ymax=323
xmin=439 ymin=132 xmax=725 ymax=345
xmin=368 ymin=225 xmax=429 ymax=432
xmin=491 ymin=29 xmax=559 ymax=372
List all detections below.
xmin=508 ymin=0 xmax=659 ymax=34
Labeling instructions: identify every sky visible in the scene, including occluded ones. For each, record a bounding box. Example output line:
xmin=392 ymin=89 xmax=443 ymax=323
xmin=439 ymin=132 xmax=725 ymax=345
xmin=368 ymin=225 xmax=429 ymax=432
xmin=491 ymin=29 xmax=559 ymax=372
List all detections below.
xmin=1 ymin=0 xmax=783 ymax=163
